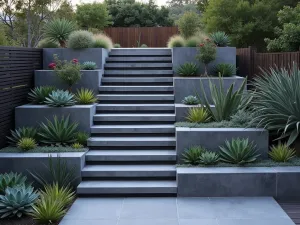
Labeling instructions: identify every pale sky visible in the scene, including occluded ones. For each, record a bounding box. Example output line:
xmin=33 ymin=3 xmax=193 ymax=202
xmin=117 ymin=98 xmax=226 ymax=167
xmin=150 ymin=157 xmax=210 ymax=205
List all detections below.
xmin=71 ymin=0 xmax=168 ymax=6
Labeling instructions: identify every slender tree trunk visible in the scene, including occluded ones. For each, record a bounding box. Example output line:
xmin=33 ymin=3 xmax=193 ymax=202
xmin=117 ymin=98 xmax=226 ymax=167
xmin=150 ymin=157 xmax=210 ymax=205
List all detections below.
xmin=27 ymin=2 xmax=32 ymax=47
xmin=203 ymin=64 xmax=208 ymax=77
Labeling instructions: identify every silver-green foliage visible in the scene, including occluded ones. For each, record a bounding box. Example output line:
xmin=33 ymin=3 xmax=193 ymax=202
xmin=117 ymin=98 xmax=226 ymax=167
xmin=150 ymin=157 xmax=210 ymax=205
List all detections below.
xmin=0 ymin=172 xmax=27 ymax=193
xmin=67 ymin=30 xmax=94 ymax=49
xmin=219 ymin=138 xmax=260 ymax=165
xmin=81 ymin=61 xmax=97 ymax=70
xmin=213 ymin=63 xmax=236 ymax=77
xmin=182 ymin=95 xmax=199 ymax=105
xmin=210 ymin=31 xmax=230 ymax=47
xmin=0 ymin=185 xmax=39 ymax=218
xmin=251 ymin=64 xmax=300 ymax=146
xmin=182 ymin=146 xmax=206 ymax=165
xmin=176 ymin=62 xmax=198 ymax=77
xmin=7 ymin=127 xmax=38 ymax=146
xmin=44 ymin=90 xmax=76 ymax=107
xmin=28 ymin=86 xmax=56 ymax=104
xmin=199 ymin=152 xmax=220 ymax=165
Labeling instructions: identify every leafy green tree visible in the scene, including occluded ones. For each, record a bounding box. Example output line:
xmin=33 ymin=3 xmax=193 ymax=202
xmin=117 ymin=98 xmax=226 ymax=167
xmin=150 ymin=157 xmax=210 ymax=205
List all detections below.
xmin=76 ymin=2 xmax=112 ymax=30
xmin=0 ymin=23 xmax=8 ymax=46
xmin=168 ymin=4 xmax=200 ymax=22
xmin=55 ymin=0 xmax=75 ymax=21
xmin=197 ymin=0 xmax=209 ymax=12
xmin=176 ymin=11 xmax=201 ymax=38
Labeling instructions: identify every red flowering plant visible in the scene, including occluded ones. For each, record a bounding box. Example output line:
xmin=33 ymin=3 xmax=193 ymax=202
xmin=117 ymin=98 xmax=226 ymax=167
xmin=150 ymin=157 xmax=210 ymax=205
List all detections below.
xmin=48 ymin=62 xmax=56 ymax=70
xmin=72 ymin=58 xmax=79 ymax=64
xmin=196 ymin=39 xmax=217 ymax=76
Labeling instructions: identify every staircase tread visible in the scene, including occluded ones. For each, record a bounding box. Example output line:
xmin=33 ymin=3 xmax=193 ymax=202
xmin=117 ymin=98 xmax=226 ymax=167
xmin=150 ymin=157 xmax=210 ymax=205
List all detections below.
xmin=86 ymin=150 xmax=176 ymax=156
xmin=91 ymin=124 xmax=175 ymax=128
xmin=97 ymin=104 xmax=175 ymax=106
xmin=97 ymin=94 xmax=174 ymax=96
xmin=99 ymin=86 xmax=174 ymax=87
xmin=82 ymin=165 xmax=176 ymax=171
xmin=78 ymin=180 xmax=177 ymax=188
xmin=94 ymin=114 xmax=175 ymax=116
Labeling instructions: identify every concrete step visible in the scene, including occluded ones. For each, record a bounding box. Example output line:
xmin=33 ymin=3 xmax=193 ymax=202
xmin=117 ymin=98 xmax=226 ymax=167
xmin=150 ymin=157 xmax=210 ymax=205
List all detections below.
xmin=93 ymin=114 xmax=175 ymax=122
xmin=97 ymin=94 xmax=174 ymax=101
xmin=85 ymin=150 xmax=176 ymax=161
xmin=109 ymin=48 xmax=172 ymax=56
xmin=87 ymin=137 xmax=176 ymax=147
xmin=105 ymin=63 xmax=172 ymax=69
xmin=104 ymin=70 xmax=173 ymax=77
xmin=81 ymin=165 xmax=176 ymax=178
xmin=101 ymin=77 xmax=173 ymax=85
xmin=96 ymin=104 xmax=175 ymax=112
xmin=98 ymin=86 xmax=173 ymax=93
xmin=77 ymin=180 xmax=177 ymax=194
xmin=106 ymin=57 xmax=172 ymax=62
xmin=91 ymin=124 xmax=175 ymax=133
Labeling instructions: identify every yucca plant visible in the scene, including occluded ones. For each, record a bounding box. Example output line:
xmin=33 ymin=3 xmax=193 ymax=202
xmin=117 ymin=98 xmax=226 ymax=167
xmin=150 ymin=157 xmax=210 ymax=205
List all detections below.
xmin=0 ymin=185 xmax=39 ymax=218
xmin=269 ymin=144 xmax=296 ymax=162
xmin=76 ymin=131 xmax=89 ymax=146
xmin=219 ymin=138 xmax=260 ymax=165
xmin=44 ymin=90 xmax=76 ymax=107
xmin=199 ymin=152 xmax=220 ymax=165
xmin=75 ymin=88 xmax=97 ymax=104
xmin=7 ymin=127 xmax=38 ymax=146
xmin=197 ymin=77 xmax=251 ymax=122
xmin=38 ymin=115 xmax=78 ymax=145
xmin=185 ymin=107 xmax=210 ymax=123
xmin=0 ymin=172 xmax=27 ymax=194
xmin=251 ymin=64 xmax=300 ymax=146
xmin=176 ymin=62 xmax=198 ymax=77
xmin=182 ymin=146 xmax=206 ymax=165
xmin=213 ymin=63 xmax=236 ymax=77
xmin=17 ymin=138 xmax=37 ymax=151
xmin=44 ymin=19 xmax=76 ymax=47
xmin=40 ymin=183 xmax=75 ymax=206
xmin=81 ymin=61 xmax=97 ymax=70
xmin=210 ymin=31 xmax=230 ymax=47
xmin=182 ymin=95 xmax=199 ymax=105
xmin=28 ymin=86 xmax=56 ymax=104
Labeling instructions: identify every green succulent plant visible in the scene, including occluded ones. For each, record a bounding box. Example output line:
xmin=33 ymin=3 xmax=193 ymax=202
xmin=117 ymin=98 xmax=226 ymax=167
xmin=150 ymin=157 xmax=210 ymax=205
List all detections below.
xmin=81 ymin=61 xmax=97 ymax=70
xmin=210 ymin=31 xmax=230 ymax=47
xmin=185 ymin=107 xmax=210 ymax=123
xmin=75 ymin=131 xmax=89 ymax=146
xmin=176 ymin=62 xmax=198 ymax=77
xmin=71 ymin=143 xmax=84 ymax=149
xmin=219 ymin=138 xmax=260 ymax=165
xmin=38 ymin=115 xmax=78 ymax=145
xmin=140 ymin=44 xmax=148 ymax=48
xmin=213 ymin=63 xmax=236 ymax=77
xmin=114 ymin=43 xmax=121 ymax=48
xmin=269 ymin=144 xmax=296 ymax=162
xmin=7 ymin=127 xmax=38 ymax=146
xmin=182 ymin=146 xmax=206 ymax=165
xmin=0 ymin=185 xmax=39 ymax=218
xmin=75 ymin=88 xmax=97 ymax=104
xmin=199 ymin=151 xmax=220 ymax=165
xmin=28 ymin=86 xmax=56 ymax=104
xmin=44 ymin=90 xmax=76 ymax=107
xmin=17 ymin=138 xmax=37 ymax=151
xmin=182 ymin=95 xmax=199 ymax=105
xmin=0 ymin=172 xmax=27 ymax=194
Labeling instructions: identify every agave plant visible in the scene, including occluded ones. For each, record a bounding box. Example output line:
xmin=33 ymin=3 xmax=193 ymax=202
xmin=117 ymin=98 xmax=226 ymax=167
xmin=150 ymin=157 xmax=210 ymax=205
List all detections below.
xmin=182 ymin=95 xmax=199 ymax=105
xmin=251 ymin=64 xmax=300 ymax=146
xmin=182 ymin=146 xmax=206 ymax=165
xmin=17 ymin=138 xmax=37 ymax=151
xmin=75 ymin=88 xmax=97 ymax=104
xmin=185 ymin=107 xmax=211 ymax=123
xmin=81 ymin=61 xmax=97 ymax=70
xmin=210 ymin=31 xmax=230 ymax=47
xmin=269 ymin=143 xmax=296 ymax=162
xmin=213 ymin=63 xmax=236 ymax=77
xmin=0 ymin=172 xmax=27 ymax=193
xmin=0 ymin=185 xmax=39 ymax=218
xmin=76 ymin=131 xmax=89 ymax=146
xmin=176 ymin=62 xmax=198 ymax=77
xmin=43 ymin=19 xmax=77 ymax=47
xmin=28 ymin=86 xmax=56 ymax=104
xmin=197 ymin=77 xmax=251 ymax=122
xmin=38 ymin=115 xmax=78 ymax=145
xmin=219 ymin=138 xmax=260 ymax=165
xmin=72 ymin=143 xmax=84 ymax=149
xmin=44 ymin=90 xmax=76 ymax=107
xmin=199 ymin=152 xmax=220 ymax=165
xmin=7 ymin=127 xmax=38 ymax=146
xmin=41 ymin=183 xmax=75 ymax=206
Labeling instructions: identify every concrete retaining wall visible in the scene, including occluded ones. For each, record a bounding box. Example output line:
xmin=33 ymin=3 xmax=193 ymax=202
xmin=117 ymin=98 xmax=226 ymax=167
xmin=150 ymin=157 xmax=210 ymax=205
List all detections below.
xmin=176 ymin=128 xmax=269 ymax=163
xmin=15 ymin=104 xmax=96 ymax=134
xmin=35 ymin=70 xmax=102 ymax=93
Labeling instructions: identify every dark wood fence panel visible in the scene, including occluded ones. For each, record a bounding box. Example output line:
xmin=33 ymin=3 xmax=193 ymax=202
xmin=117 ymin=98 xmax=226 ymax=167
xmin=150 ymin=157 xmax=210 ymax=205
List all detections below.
xmin=0 ymin=47 xmax=42 ymax=148
xmin=104 ymin=27 xmax=179 ymax=47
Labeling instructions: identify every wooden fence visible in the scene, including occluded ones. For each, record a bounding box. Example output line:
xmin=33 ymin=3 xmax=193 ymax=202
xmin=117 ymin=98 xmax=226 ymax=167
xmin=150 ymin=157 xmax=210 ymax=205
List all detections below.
xmin=104 ymin=26 xmax=179 ymax=47
xmin=0 ymin=47 xmax=42 ymax=148
xmin=237 ymin=47 xmax=300 ymax=80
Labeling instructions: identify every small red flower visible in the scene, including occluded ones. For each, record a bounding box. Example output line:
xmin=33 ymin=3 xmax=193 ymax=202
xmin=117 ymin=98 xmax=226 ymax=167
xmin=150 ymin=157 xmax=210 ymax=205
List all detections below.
xmin=72 ymin=58 xmax=79 ymax=64
xmin=199 ymin=43 xmax=204 ymax=47
xmin=48 ymin=62 xmax=56 ymax=69
xmin=206 ymin=38 xmax=211 ymax=42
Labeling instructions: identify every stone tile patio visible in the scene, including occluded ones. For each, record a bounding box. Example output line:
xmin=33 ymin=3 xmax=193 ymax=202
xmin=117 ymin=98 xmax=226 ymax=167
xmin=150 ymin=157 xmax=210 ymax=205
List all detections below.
xmin=59 ymin=197 xmax=295 ymax=225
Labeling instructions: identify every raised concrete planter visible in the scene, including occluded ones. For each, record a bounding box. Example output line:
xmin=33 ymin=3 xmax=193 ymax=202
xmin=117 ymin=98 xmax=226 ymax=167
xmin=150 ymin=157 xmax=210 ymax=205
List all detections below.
xmin=43 ymin=48 xmax=109 ymax=70
xmin=174 ymin=76 xmax=245 ymax=103
xmin=176 ymin=128 xmax=268 ymax=163
xmin=15 ymin=104 xmax=96 ymax=134
xmin=175 ymin=104 xmax=215 ymax=122
xmin=177 ymin=167 xmax=300 ymax=199
xmin=35 ymin=70 xmax=103 ymax=93
xmin=0 ymin=152 xmax=86 ymax=187
xmin=172 ymin=47 xmax=236 ymax=75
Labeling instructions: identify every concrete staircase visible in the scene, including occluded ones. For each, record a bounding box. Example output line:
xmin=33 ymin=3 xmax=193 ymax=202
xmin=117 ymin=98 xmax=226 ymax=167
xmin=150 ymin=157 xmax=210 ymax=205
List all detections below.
xmin=77 ymin=48 xmax=177 ymax=195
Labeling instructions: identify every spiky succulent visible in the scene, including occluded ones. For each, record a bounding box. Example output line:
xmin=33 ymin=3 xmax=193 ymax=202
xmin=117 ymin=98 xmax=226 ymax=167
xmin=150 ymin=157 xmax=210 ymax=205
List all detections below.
xmin=199 ymin=152 xmax=220 ymax=165
xmin=185 ymin=107 xmax=211 ymax=123
xmin=182 ymin=95 xmax=199 ymax=105
xmin=81 ymin=61 xmax=97 ymax=70
xmin=17 ymin=138 xmax=37 ymax=151
xmin=7 ymin=127 xmax=38 ymax=146
xmin=71 ymin=143 xmax=84 ymax=149
xmin=0 ymin=172 xmax=27 ymax=194
xmin=219 ymin=138 xmax=260 ymax=165
xmin=213 ymin=63 xmax=236 ymax=77
xmin=182 ymin=146 xmax=206 ymax=165
xmin=75 ymin=131 xmax=89 ymax=146
xmin=269 ymin=144 xmax=296 ymax=162
xmin=28 ymin=86 xmax=56 ymax=104
xmin=0 ymin=185 xmax=39 ymax=218
xmin=176 ymin=62 xmax=198 ymax=77
xmin=44 ymin=90 xmax=76 ymax=107
xmin=210 ymin=31 xmax=230 ymax=47
xmin=75 ymin=88 xmax=97 ymax=104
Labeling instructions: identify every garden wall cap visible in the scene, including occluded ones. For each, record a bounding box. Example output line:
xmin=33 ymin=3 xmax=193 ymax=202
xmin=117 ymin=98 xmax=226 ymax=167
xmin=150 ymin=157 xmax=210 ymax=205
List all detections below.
xmin=16 ymin=104 xmax=97 ymax=109
xmin=177 ymin=167 xmax=277 ymax=174
xmin=173 ymin=76 xmax=244 ymax=80
xmin=176 ymin=127 xmax=266 ymax=132
xmin=0 ymin=152 xmax=86 ymax=158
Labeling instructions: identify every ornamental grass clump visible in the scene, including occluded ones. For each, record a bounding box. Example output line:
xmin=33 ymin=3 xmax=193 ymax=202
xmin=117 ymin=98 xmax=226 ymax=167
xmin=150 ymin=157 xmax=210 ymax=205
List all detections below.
xmin=167 ymin=35 xmax=185 ymax=48
xmin=93 ymin=33 xmax=113 ymax=50
xmin=67 ymin=30 xmax=94 ymax=49
xmin=75 ymin=88 xmax=97 ymax=104
xmin=196 ymin=38 xmax=217 ymax=76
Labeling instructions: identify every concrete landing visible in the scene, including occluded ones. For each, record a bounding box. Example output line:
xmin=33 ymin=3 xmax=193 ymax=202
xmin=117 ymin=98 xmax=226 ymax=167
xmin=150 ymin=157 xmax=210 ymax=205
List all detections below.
xmin=59 ymin=197 xmax=295 ymax=225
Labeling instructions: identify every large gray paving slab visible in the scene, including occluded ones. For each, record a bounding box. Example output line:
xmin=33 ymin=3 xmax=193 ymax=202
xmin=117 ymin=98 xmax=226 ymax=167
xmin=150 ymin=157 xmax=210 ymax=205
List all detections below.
xmin=60 ymin=219 xmax=118 ymax=225
xmin=179 ymin=219 xmax=219 ymax=225
xmin=218 ymin=218 xmax=295 ymax=225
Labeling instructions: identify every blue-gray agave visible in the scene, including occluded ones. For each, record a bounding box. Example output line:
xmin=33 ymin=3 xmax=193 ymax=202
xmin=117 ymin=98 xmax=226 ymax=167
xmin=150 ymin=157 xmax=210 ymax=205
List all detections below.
xmin=44 ymin=90 xmax=76 ymax=107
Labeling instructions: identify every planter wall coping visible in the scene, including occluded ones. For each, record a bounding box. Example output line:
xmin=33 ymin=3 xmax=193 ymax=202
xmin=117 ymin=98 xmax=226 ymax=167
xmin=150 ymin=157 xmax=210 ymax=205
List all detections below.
xmin=173 ymin=76 xmax=244 ymax=80
xmin=16 ymin=104 xmax=95 ymax=109
xmin=0 ymin=152 xmax=86 ymax=158
xmin=175 ymin=103 xmax=215 ymax=108
xmin=176 ymin=127 xmax=265 ymax=132
xmin=35 ymin=69 xmax=102 ymax=72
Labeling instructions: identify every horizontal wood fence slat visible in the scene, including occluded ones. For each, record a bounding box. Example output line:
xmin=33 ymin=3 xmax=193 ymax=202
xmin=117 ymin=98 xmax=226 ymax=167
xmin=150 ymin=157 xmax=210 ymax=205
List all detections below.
xmin=0 ymin=47 xmax=42 ymax=149
xmin=104 ymin=27 xmax=179 ymax=48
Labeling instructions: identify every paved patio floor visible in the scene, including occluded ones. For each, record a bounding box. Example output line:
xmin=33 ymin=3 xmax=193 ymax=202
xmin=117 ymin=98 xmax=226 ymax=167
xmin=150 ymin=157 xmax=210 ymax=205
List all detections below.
xmin=59 ymin=197 xmax=295 ymax=225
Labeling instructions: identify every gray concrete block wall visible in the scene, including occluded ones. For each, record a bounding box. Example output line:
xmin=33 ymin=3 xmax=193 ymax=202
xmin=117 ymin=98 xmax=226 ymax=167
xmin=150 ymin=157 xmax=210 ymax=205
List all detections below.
xmin=34 ymin=70 xmax=103 ymax=93
xmin=15 ymin=104 xmax=96 ymax=134
xmin=176 ymin=128 xmax=269 ymax=163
